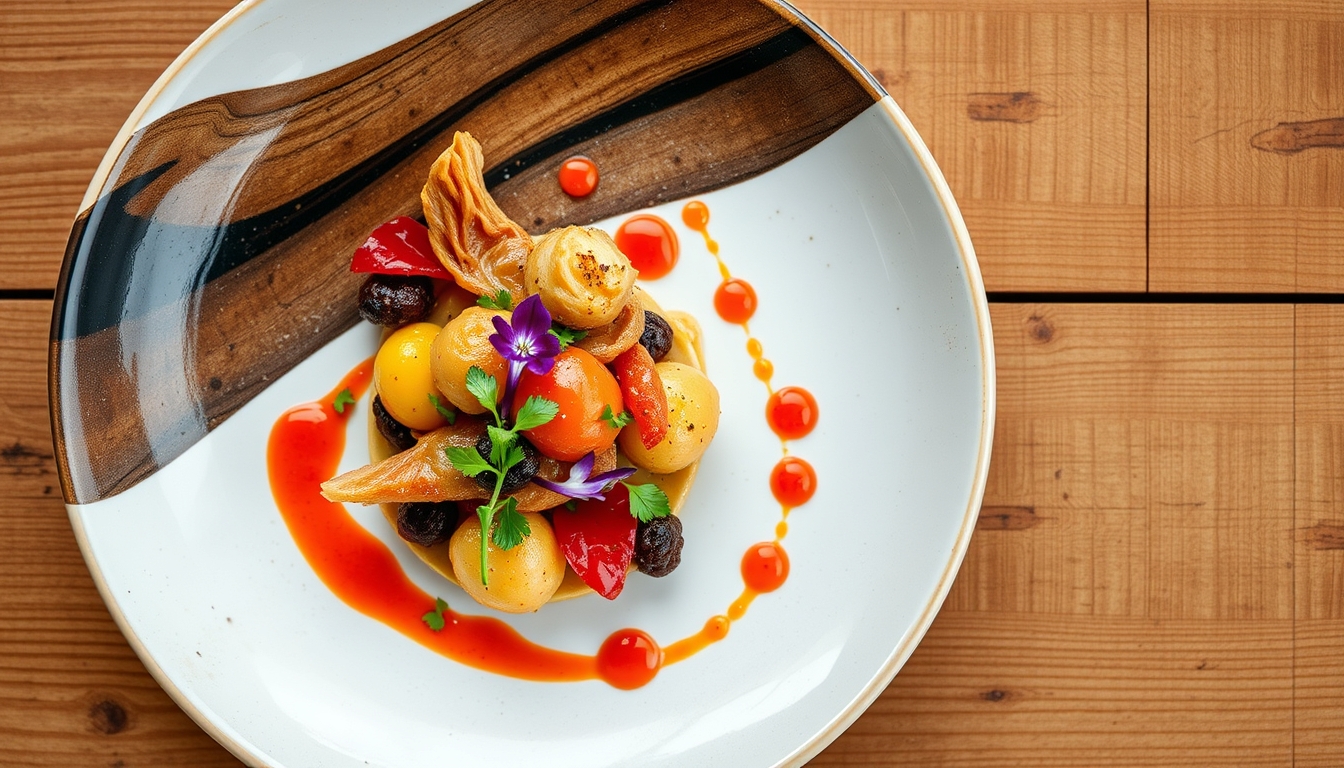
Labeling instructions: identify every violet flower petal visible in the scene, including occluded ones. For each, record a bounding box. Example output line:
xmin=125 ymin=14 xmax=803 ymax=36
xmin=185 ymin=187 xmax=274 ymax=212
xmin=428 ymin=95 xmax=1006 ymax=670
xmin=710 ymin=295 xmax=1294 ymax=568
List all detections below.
xmin=530 ymin=452 xmax=637 ymax=501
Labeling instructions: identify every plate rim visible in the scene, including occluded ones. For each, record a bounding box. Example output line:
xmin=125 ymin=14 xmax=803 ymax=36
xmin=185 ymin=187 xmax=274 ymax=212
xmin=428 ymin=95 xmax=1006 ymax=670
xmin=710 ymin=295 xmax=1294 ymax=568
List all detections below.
xmin=57 ymin=2 xmax=996 ymax=765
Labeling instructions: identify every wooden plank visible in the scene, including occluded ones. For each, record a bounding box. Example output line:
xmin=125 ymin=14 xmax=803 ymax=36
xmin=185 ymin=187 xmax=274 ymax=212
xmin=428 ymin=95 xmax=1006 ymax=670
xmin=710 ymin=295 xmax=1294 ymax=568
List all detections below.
xmin=1294 ymin=305 xmax=1344 ymax=767
xmin=819 ymin=304 xmax=1297 ymax=764
xmin=0 ymin=1 xmax=241 ymax=292
xmin=0 ymin=300 xmax=59 ymax=502
xmin=815 ymin=612 xmax=1294 ymax=766
xmin=1150 ymin=2 xmax=1344 ymax=292
xmin=795 ymin=0 xmax=1148 ymax=291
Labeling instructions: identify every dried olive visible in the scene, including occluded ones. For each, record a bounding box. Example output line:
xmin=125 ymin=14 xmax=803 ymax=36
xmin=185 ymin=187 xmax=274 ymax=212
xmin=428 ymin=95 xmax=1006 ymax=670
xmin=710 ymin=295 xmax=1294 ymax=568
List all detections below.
xmin=472 ymin=433 xmax=540 ymax=495
xmin=358 ymin=274 xmax=434 ymax=327
xmin=372 ymin=395 xmax=417 ymax=453
xmin=634 ymin=514 xmax=683 ymax=577
xmin=396 ymin=501 xmax=455 ymax=547
xmin=638 ymin=310 xmax=674 ymax=360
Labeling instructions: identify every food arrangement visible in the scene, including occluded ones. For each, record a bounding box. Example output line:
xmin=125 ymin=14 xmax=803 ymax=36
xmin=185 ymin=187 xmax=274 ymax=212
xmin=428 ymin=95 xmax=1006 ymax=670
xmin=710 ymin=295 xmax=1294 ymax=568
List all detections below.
xmin=320 ymin=133 xmax=721 ymax=613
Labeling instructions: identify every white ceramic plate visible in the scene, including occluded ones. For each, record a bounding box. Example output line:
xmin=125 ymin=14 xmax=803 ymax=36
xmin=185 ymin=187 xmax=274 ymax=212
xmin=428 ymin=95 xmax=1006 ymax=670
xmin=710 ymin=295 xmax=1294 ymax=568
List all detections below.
xmin=54 ymin=1 xmax=993 ymax=765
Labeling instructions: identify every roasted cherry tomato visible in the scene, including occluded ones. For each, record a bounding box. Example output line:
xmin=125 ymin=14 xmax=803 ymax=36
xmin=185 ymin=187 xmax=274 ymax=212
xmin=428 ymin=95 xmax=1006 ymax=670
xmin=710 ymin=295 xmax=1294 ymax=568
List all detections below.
xmin=612 ymin=344 xmax=668 ymax=450
xmin=350 ymin=216 xmax=452 ymax=279
xmin=552 ymin=483 xmax=637 ymax=599
xmin=512 ymin=347 xmax=623 ymax=462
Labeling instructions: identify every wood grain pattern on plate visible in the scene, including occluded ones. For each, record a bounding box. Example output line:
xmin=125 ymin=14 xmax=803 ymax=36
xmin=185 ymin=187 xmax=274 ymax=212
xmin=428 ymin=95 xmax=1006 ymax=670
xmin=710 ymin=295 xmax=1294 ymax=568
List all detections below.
xmin=49 ymin=0 xmax=881 ymax=505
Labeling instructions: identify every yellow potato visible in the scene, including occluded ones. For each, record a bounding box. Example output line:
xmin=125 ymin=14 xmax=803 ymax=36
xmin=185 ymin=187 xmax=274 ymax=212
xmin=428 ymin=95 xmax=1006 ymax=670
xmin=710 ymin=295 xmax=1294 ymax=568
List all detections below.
xmin=619 ymin=362 xmax=720 ymax=474
xmin=374 ymin=322 xmax=448 ymax=431
xmin=425 ymin=281 xmax=480 ymax=327
xmin=431 ymin=306 xmax=508 ymax=415
xmin=449 ymin=513 xmax=564 ymax=613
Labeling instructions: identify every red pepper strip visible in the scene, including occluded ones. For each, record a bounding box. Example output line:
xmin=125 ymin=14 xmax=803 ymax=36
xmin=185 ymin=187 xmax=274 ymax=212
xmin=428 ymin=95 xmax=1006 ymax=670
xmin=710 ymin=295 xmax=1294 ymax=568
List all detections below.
xmin=552 ymin=484 xmax=637 ymax=599
xmin=350 ymin=216 xmax=453 ymax=279
xmin=612 ymin=344 xmax=668 ymax=450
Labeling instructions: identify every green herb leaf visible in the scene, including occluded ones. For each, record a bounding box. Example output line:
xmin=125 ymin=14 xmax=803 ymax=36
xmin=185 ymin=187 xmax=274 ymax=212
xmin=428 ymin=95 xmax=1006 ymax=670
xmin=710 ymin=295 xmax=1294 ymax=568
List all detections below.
xmin=491 ymin=497 xmax=530 ymax=550
xmin=512 ymin=396 xmax=560 ymax=432
xmin=549 ymin=324 xmax=588 ymax=349
xmin=564 ymin=499 xmax=578 ymax=512
xmin=486 ymin=425 xmax=518 ymax=467
xmin=623 ymin=482 xmax=672 ymax=523
xmin=465 ymin=366 xmax=500 ymax=420
xmin=427 ymin=393 xmax=457 ymax=425
xmin=333 ymin=388 xmax=355 ymax=414
xmin=476 ymin=289 xmax=514 ymax=311
xmin=446 ymin=446 xmax=494 ymax=478
xmin=601 ymin=404 xmax=634 ymax=430
xmin=422 ymin=597 xmax=448 ymax=631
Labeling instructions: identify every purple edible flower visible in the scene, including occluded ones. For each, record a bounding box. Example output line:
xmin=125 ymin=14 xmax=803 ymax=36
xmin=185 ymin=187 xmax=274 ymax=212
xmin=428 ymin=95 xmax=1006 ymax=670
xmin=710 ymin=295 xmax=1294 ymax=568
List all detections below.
xmin=489 ymin=294 xmax=560 ymax=420
xmin=532 ymin=452 xmax=636 ymax=501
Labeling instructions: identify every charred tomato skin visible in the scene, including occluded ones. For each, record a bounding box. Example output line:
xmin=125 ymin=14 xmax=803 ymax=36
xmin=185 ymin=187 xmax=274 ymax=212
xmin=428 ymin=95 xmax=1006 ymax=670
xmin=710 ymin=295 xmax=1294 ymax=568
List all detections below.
xmin=372 ymin=395 xmax=417 ymax=453
xmin=638 ymin=310 xmax=674 ymax=361
xmin=358 ymin=274 xmax=435 ymax=327
xmin=396 ymin=501 xmax=455 ymax=547
xmin=634 ymin=514 xmax=683 ymax=577
xmin=472 ymin=433 xmax=540 ymax=494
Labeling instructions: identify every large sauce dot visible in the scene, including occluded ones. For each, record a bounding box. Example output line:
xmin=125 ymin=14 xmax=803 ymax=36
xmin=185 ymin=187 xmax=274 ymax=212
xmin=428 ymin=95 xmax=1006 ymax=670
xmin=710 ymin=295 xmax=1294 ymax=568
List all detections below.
xmin=714 ymin=278 xmax=757 ymax=324
xmin=766 ymin=386 xmax=818 ymax=440
xmin=596 ymin=628 xmax=662 ymax=689
xmin=770 ymin=456 xmax=817 ymax=507
xmin=742 ymin=542 xmax=789 ymax=593
xmin=615 ymin=214 xmax=678 ymax=279
xmin=558 ymin=156 xmax=599 ymax=197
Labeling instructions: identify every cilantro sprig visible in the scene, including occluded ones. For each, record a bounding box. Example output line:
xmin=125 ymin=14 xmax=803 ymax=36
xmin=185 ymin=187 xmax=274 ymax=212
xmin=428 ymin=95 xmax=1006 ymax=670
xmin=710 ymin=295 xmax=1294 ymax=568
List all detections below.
xmin=601 ymin=404 xmax=633 ymax=430
xmin=427 ymin=393 xmax=457 ymax=425
xmin=445 ymin=364 xmax=559 ymax=585
xmin=476 ymin=289 xmax=514 ymax=311
xmin=422 ymin=597 xmax=448 ymax=631
xmin=333 ymin=388 xmax=355 ymax=414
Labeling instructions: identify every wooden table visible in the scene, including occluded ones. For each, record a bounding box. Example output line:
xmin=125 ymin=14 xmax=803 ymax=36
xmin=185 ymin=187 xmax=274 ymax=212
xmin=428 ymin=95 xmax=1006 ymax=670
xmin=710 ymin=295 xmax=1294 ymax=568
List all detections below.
xmin=2 ymin=1 xmax=1340 ymax=764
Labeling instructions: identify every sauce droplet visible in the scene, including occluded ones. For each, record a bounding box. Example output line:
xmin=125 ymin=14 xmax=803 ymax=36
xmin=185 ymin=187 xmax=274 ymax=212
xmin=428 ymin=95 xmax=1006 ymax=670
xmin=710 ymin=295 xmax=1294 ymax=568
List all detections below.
xmin=596 ymin=628 xmax=662 ymax=689
xmin=682 ymin=200 xmax=710 ymax=230
xmin=557 ymin=156 xmax=599 ymax=197
xmin=615 ymin=214 xmax=678 ymax=279
xmin=741 ymin=542 xmax=789 ymax=593
xmin=766 ymin=386 xmax=818 ymax=440
xmin=770 ymin=456 xmax=817 ymax=507
xmin=714 ymin=278 xmax=757 ymax=324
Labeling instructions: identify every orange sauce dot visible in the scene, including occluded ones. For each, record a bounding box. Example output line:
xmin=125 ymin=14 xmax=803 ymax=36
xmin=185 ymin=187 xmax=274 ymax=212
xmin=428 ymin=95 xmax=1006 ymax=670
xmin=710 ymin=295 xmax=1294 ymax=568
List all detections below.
xmin=596 ymin=628 xmax=662 ymax=689
xmin=775 ymin=520 xmax=789 ymax=539
xmin=557 ymin=156 xmax=599 ymax=197
xmin=753 ymin=358 xmax=774 ymax=382
xmin=682 ymin=200 xmax=710 ymax=231
xmin=770 ymin=456 xmax=817 ymax=507
xmin=742 ymin=542 xmax=789 ymax=593
xmin=714 ymin=278 xmax=757 ymax=324
xmin=766 ymin=386 xmax=818 ymax=440
xmin=615 ymin=214 xmax=678 ymax=279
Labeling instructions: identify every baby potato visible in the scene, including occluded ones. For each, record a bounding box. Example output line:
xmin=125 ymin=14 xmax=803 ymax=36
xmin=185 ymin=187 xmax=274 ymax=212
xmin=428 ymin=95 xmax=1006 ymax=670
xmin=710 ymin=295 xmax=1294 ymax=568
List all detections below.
xmin=449 ymin=512 xmax=565 ymax=613
xmin=425 ymin=280 xmax=479 ymax=327
xmin=431 ymin=306 xmax=508 ymax=414
xmin=619 ymin=362 xmax=719 ymax=474
xmin=374 ymin=322 xmax=448 ymax=431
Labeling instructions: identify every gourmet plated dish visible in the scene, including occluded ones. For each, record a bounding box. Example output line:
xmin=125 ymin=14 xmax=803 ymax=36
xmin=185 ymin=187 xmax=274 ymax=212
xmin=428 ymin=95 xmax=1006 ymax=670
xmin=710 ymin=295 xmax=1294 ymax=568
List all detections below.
xmin=318 ymin=133 xmax=720 ymax=613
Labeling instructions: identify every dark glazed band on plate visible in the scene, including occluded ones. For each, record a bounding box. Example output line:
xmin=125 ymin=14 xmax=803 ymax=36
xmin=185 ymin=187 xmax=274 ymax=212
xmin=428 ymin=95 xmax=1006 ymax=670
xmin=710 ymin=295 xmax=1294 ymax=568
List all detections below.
xmin=49 ymin=0 xmax=883 ymax=505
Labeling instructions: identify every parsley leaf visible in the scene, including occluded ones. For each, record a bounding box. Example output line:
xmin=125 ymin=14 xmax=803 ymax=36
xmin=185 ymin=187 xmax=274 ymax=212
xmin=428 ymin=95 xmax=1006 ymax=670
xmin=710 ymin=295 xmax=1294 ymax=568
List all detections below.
xmin=486 ymin=425 xmax=517 ymax=467
xmin=549 ymin=324 xmax=587 ymax=349
xmin=601 ymin=404 xmax=634 ymax=430
xmin=464 ymin=366 xmax=500 ymax=420
xmin=422 ymin=597 xmax=448 ymax=631
xmin=512 ymin=395 xmax=560 ymax=432
xmin=333 ymin=388 xmax=355 ymax=414
xmin=476 ymin=289 xmax=514 ymax=311
xmin=446 ymin=446 xmax=494 ymax=478
xmin=491 ymin=497 xmax=530 ymax=550
xmin=427 ymin=393 xmax=457 ymax=425
xmin=623 ymin=482 xmax=671 ymax=523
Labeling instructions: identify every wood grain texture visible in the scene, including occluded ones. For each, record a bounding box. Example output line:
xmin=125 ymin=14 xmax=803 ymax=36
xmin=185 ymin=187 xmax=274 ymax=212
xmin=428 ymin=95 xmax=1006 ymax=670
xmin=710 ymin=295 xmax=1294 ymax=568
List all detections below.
xmin=794 ymin=0 xmax=1148 ymax=291
xmin=1150 ymin=1 xmax=1344 ymax=292
xmin=0 ymin=0 xmax=241 ymax=292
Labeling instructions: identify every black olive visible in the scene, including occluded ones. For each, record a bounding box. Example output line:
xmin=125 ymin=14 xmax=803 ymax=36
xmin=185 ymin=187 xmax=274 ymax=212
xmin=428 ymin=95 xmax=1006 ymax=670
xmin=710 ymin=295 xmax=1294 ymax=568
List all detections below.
xmin=358 ymin=274 xmax=434 ymax=327
xmin=634 ymin=515 xmax=683 ymax=577
xmin=638 ymin=310 xmax=674 ymax=360
xmin=396 ymin=501 xmax=455 ymax=547
xmin=472 ymin=433 xmax=540 ymax=495
xmin=372 ymin=395 xmax=416 ymax=453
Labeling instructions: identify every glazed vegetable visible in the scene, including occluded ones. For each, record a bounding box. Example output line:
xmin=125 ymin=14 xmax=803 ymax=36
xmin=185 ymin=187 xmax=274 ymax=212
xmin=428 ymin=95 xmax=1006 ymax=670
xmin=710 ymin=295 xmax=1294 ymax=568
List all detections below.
xmin=349 ymin=216 xmax=452 ymax=279
xmin=421 ymin=132 xmax=532 ymax=302
xmin=551 ymin=484 xmax=639 ymax=599
xmin=612 ymin=343 xmax=669 ymax=451
xmin=511 ymin=347 xmax=623 ymax=462
xmin=371 ymin=395 xmax=415 ymax=453
xmin=374 ymin=322 xmax=449 ymax=431
xmin=573 ymin=292 xmax=644 ymax=363
xmin=638 ymin=310 xmax=674 ymax=360
xmin=358 ymin=274 xmax=435 ymax=327
xmin=430 ymin=307 xmax=509 ymax=415
xmin=618 ymin=362 xmax=719 ymax=474
xmin=525 ymin=225 xmax=636 ymax=329
xmin=634 ymin=515 xmax=683 ymax=577
xmin=449 ymin=513 xmax=565 ymax=613
xmin=396 ymin=501 xmax=455 ymax=547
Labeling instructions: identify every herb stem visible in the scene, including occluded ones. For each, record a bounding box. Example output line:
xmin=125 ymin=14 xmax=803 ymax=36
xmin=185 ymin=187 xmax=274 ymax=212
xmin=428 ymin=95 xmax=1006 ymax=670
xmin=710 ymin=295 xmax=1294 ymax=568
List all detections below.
xmin=477 ymin=465 xmax=508 ymax=586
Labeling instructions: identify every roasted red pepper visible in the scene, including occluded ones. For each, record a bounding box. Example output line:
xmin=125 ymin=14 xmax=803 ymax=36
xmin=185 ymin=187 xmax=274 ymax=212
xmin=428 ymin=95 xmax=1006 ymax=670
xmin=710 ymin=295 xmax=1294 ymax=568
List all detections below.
xmin=612 ymin=344 xmax=668 ymax=450
xmin=349 ymin=216 xmax=452 ymax=279
xmin=552 ymin=484 xmax=638 ymax=599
